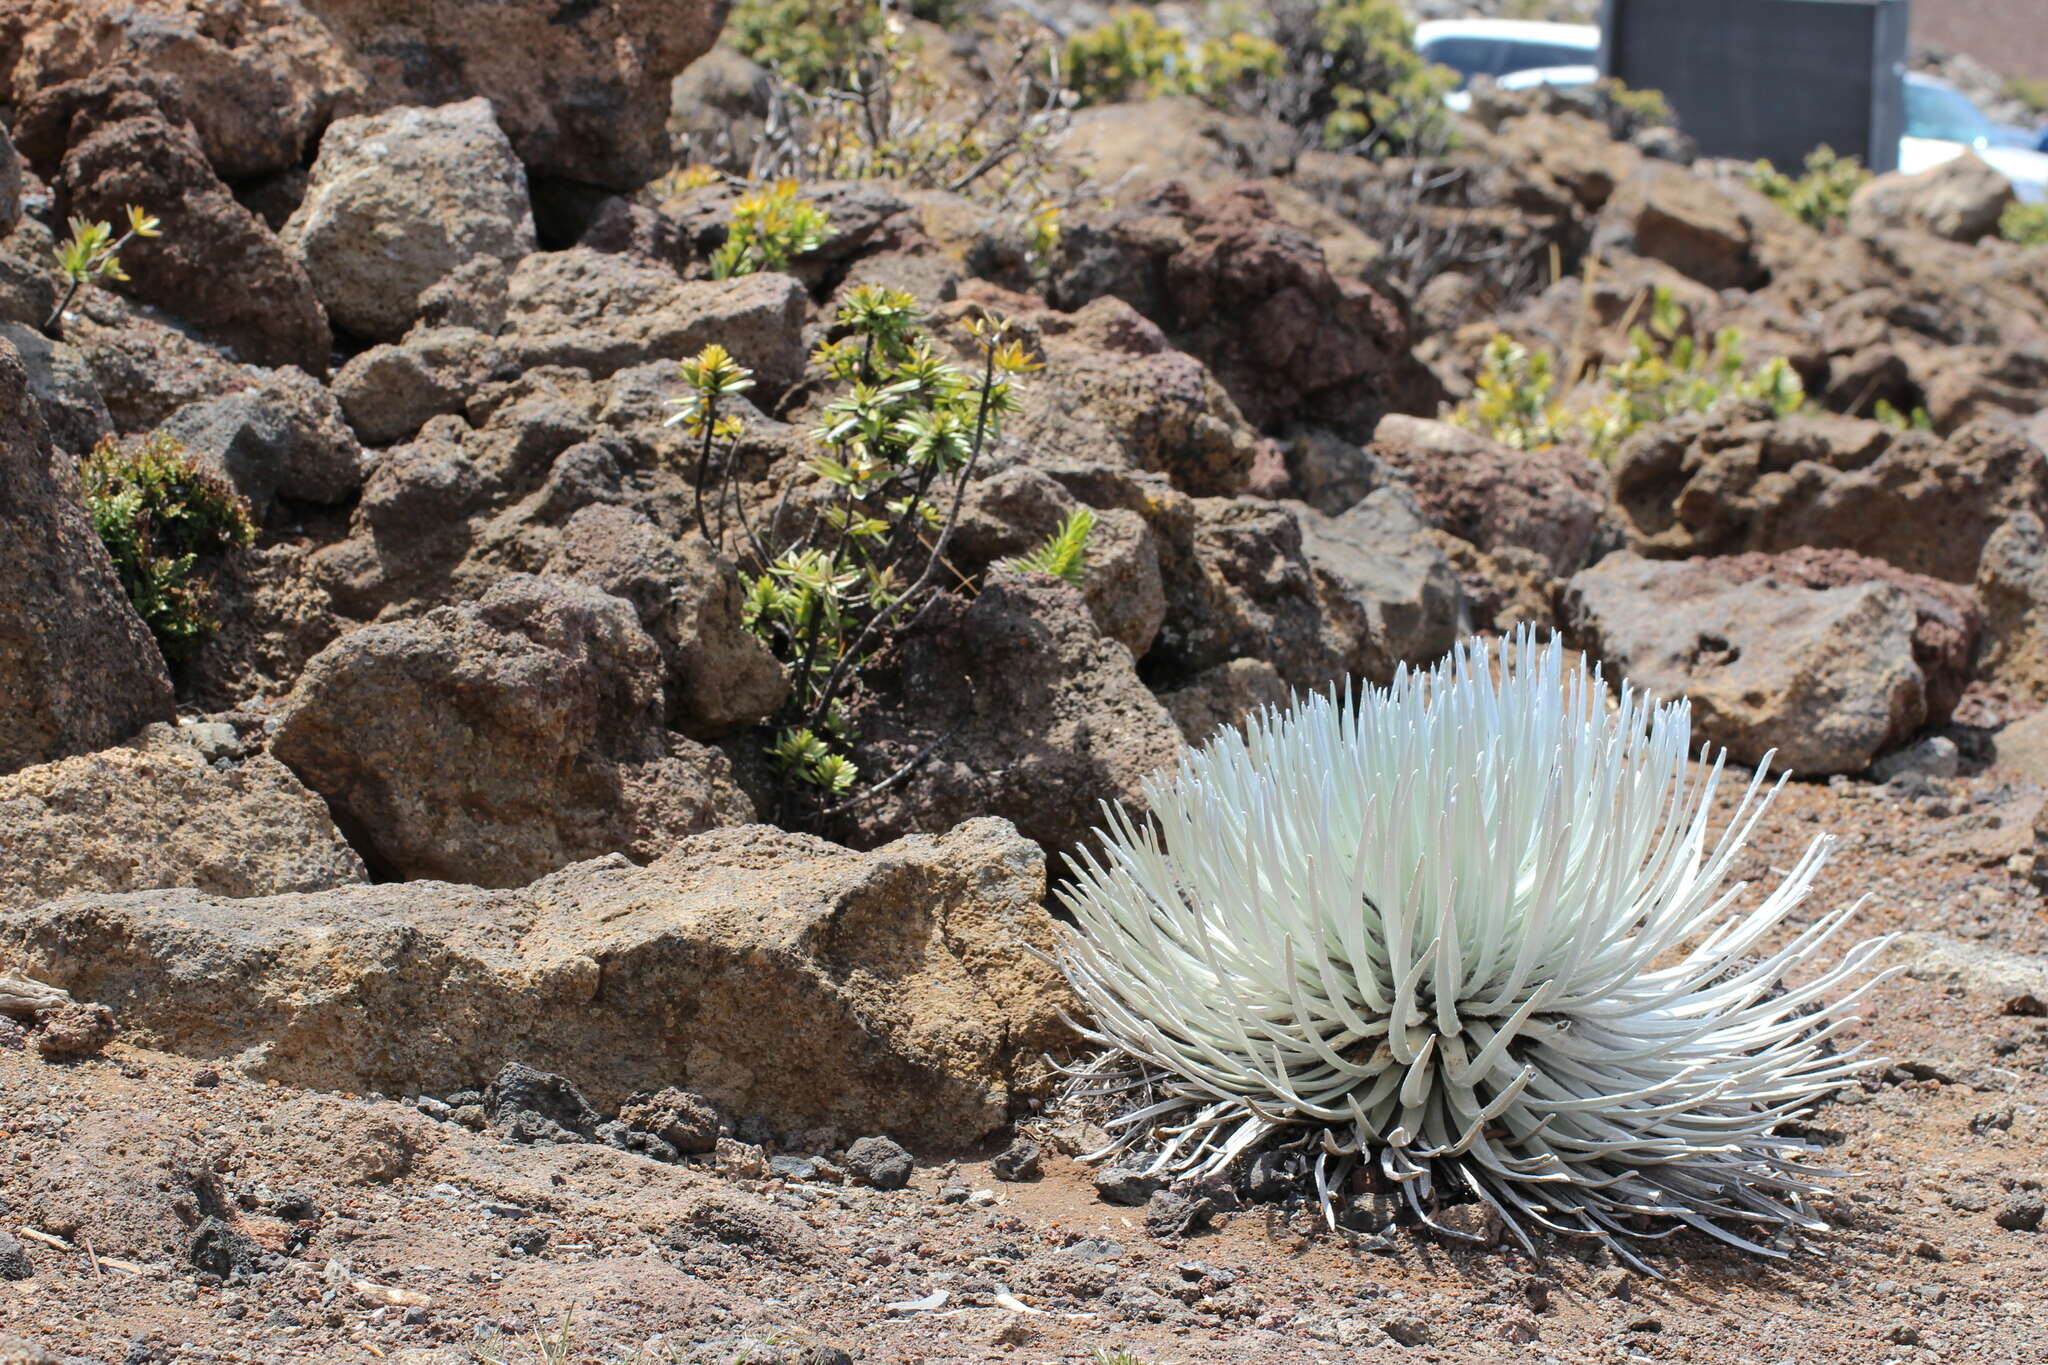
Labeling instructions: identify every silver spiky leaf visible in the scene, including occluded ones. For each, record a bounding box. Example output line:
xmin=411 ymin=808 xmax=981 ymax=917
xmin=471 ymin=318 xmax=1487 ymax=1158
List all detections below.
xmin=1053 ymin=631 xmax=1894 ymax=1268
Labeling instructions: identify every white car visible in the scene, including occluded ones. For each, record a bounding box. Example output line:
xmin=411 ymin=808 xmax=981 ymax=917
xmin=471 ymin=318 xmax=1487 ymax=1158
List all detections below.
xmin=1416 ymin=20 xmax=2048 ymax=203
xmin=1412 ymin=19 xmax=1600 ymax=113
xmin=1901 ymin=72 xmax=2048 ymax=203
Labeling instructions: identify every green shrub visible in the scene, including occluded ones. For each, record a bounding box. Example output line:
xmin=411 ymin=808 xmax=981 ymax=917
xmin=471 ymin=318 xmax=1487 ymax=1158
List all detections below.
xmin=1065 ymin=9 xmax=1283 ymax=108
xmin=1002 ymin=506 xmax=1096 ymax=584
xmin=1749 ymin=145 xmax=1869 ymax=230
xmin=710 ymin=179 xmax=830 ymax=278
xmin=725 ymin=0 xmax=882 ymax=93
xmin=1873 ymin=398 xmax=1933 ymax=431
xmin=687 ymin=14 xmax=1085 ymax=257
xmin=676 ymin=287 xmax=1043 ymax=814
xmin=2005 ymin=74 xmax=2048 ymax=115
xmin=1295 ymin=0 xmax=1457 ymax=155
xmin=1453 ymin=286 xmax=1806 ymax=462
xmin=1599 ymin=78 xmax=1671 ymax=131
xmin=1065 ymin=8 xmax=1190 ymax=104
xmin=2001 ymin=200 xmax=2048 ymax=246
xmin=80 ymin=431 xmax=255 ymax=663
xmin=1454 ymin=335 xmax=1571 ymax=452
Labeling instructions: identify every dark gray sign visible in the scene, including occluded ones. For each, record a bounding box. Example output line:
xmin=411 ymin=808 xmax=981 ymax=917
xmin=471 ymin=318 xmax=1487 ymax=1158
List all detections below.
xmin=1599 ymin=0 xmax=1907 ymax=172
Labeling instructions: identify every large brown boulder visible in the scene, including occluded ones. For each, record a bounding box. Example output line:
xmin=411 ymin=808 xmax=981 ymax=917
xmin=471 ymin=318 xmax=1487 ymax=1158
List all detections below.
xmin=1565 ymin=551 xmax=1932 ymax=775
xmin=844 ymin=575 xmax=1186 ymax=855
xmin=1848 ymin=153 xmax=2016 ymax=245
xmin=7 ymin=0 xmax=727 ymax=190
xmin=956 ymin=290 xmax=1263 ymax=498
xmin=1048 ymin=181 xmax=1442 ymax=435
xmin=1143 ymin=486 xmax=1467 ymax=694
xmin=280 ymin=97 xmax=537 ymax=343
xmin=0 ymin=722 xmax=366 ymax=914
xmin=41 ymin=83 xmax=330 ymax=369
xmin=0 ymin=338 xmax=173 ymax=777
xmin=302 ymin=0 xmax=727 ymax=190
xmin=0 ymin=818 xmax=1076 ymax=1145
xmin=1367 ymin=414 xmax=1609 ymax=576
xmin=1701 ymin=547 xmax=1981 ymax=726
xmin=1593 ymin=160 xmax=1796 ymax=291
xmin=1977 ymin=511 xmax=2048 ymax=703
xmin=1610 ymin=408 xmax=2048 ymax=583
xmin=271 ymin=574 xmax=753 ymax=886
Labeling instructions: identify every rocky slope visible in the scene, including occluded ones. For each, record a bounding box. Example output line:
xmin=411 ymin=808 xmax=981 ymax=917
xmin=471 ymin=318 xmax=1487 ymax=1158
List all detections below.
xmin=1 ymin=1 xmax=2047 ymax=1360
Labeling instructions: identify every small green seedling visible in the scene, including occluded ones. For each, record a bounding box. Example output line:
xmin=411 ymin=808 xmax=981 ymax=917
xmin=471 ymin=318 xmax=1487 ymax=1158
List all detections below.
xmin=48 ymin=204 xmax=160 ymax=335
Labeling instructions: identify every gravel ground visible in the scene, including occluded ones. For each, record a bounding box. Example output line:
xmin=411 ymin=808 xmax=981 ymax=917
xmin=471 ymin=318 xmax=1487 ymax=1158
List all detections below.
xmin=3 ymin=745 xmax=2046 ymax=1365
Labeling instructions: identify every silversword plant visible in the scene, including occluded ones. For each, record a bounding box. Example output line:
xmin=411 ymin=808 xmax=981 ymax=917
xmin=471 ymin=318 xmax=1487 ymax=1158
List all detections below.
xmin=1054 ymin=631 xmax=1892 ymax=1269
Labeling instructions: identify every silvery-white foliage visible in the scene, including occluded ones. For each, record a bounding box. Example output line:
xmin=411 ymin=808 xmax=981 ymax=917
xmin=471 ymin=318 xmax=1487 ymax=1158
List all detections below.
xmin=1054 ymin=630 xmax=1893 ymax=1267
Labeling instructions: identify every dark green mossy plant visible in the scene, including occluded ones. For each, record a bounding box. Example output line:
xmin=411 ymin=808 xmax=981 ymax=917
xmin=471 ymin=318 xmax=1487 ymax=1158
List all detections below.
xmin=80 ymin=431 xmax=255 ymax=663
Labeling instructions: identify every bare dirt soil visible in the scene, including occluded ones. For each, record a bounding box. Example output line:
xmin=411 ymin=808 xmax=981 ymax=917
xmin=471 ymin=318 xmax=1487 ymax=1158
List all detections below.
xmin=4 ymin=748 xmax=2047 ymax=1365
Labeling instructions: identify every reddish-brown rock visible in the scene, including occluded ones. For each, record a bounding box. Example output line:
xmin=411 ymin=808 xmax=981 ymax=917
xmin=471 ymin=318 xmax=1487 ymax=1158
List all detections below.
xmin=1050 ymin=181 xmax=1442 ymax=435
xmin=40 ymin=83 xmax=329 ymax=369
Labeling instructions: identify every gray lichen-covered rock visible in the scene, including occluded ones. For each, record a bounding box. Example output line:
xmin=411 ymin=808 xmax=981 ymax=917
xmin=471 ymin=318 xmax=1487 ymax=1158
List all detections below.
xmin=1564 ymin=551 xmax=1927 ymax=775
xmin=0 ymin=338 xmax=174 ymax=777
xmin=159 ymin=366 xmax=366 ymax=511
xmin=283 ymin=98 xmax=537 ymax=343
xmin=500 ymin=249 xmax=809 ymax=395
xmin=272 ymin=574 xmax=754 ymax=886
xmin=0 ymin=322 xmax=113 ymax=456
xmin=0 ymin=819 xmax=1077 ymax=1144
xmin=0 ymin=722 xmax=366 ymax=914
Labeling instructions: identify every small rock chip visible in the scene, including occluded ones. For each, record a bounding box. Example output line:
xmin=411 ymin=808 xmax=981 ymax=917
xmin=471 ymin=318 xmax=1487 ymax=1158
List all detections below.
xmin=596 ymin=1119 xmax=679 ymax=1163
xmin=1241 ymin=1149 xmax=1306 ymax=1202
xmin=32 ymin=1001 xmax=116 ymax=1061
xmin=0 ymin=1231 xmax=31 ymax=1281
xmin=504 ymin=1227 xmax=550 ymax=1256
xmin=1995 ymin=1193 xmax=2045 ymax=1232
xmin=1143 ymin=1189 xmax=1216 ymax=1238
xmin=616 ymin=1087 xmax=726 ymax=1155
xmin=273 ymin=1189 xmax=322 ymax=1222
xmin=713 ymin=1138 xmax=767 ymax=1179
xmin=1594 ymin=1268 xmax=1635 ymax=1300
xmin=770 ymin=1154 xmax=820 ymax=1181
xmin=991 ymin=1138 xmax=1043 ymax=1183
xmin=187 ymin=1217 xmax=267 ymax=1280
xmin=1383 ymin=1315 xmax=1430 ymax=1347
xmin=483 ymin=1061 xmax=601 ymax=1141
xmin=843 ymin=1135 xmax=914 ymax=1191
xmin=1431 ymin=1200 xmax=1503 ymax=1246
xmin=1093 ymin=1165 xmax=1164 ymax=1207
